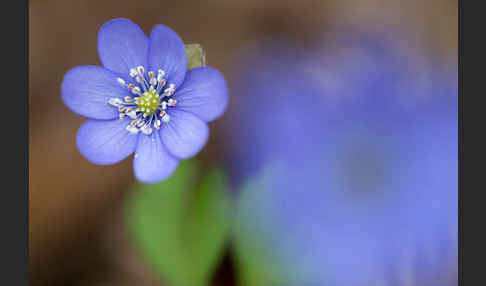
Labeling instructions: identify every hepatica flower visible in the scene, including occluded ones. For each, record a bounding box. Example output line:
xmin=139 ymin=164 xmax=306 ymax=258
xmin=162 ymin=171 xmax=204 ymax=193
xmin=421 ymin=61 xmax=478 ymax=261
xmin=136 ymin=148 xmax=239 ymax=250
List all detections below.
xmin=230 ymin=35 xmax=457 ymax=286
xmin=62 ymin=18 xmax=227 ymax=183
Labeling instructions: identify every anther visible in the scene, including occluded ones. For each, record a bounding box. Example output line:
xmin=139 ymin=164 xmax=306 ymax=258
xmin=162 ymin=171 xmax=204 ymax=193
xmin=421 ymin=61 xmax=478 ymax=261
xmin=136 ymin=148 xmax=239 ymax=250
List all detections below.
xmin=154 ymin=120 xmax=161 ymax=129
xmin=137 ymin=65 xmax=145 ymax=74
xmin=167 ymin=99 xmax=177 ymax=107
xmin=141 ymin=126 xmax=153 ymax=135
xmin=118 ymin=105 xmax=126 ymax=112
xmin=157 ymin=70 xmax=166 ymax=83
xmin=109 ymin=98 xmax=122 ymax=106
xmin=124 ymin=96 xmax=133 ymax=103
xmin=129 ymin=68 xmax=138 ymax=77
xmin=161 ymin=113 xmax=170 ymax=123
xmin=164 ymin=84 xmax=176 ymax=96
xmin=132 ymin=87 xmax=141 ymax=95
xmin=126 ymin=125 xmax=139 ymax=134
xmin=127 ymin=111 xmax=137 ymax=119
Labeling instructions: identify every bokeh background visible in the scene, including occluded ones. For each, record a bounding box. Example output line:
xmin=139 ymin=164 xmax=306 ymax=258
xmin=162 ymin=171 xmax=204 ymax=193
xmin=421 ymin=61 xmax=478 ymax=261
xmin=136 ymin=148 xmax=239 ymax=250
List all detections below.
xmin=30 ymin=0 xmax=457 ymax=285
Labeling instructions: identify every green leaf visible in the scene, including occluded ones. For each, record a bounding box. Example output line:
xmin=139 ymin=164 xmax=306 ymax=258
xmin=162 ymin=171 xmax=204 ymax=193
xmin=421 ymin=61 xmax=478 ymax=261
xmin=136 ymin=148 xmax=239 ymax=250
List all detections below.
xmin=185 ymin=44 xmax=206 ymax=71
xmin=233 ymin=163 xmax=301 ymax=286
xmin=185 ymin=168 xmax=232 ymax=283
xmin=126 ymin=160 xmax=231 ymax=286
xmin=233 ymin=174 xmax=281 ymax=286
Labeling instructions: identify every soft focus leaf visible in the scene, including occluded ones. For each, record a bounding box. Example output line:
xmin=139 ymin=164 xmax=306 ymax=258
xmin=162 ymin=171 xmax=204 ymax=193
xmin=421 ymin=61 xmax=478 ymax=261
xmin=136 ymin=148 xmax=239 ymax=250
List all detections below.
xmin=233 ymin=165 xmax=298 ymax=286
xmin=185 ymin=44 xmax=206 ymax=71
xmin=234 ymin=178 xmax=277 ymax=286
xmin=185 ymin=168 xmax=232 ymax=283
xmin=126 ymin=161 xmax=196 ymax=286
xmin=126 ymin=160 xmax=231 ymax=286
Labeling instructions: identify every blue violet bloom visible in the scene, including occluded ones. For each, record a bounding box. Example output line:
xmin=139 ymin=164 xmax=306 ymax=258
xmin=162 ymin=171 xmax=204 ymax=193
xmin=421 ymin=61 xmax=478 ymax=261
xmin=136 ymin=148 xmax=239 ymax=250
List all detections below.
xmin=230 ymin=35 xmax=457 ymax=285
xmin=62 ymin=18 xmax=227 ymax=183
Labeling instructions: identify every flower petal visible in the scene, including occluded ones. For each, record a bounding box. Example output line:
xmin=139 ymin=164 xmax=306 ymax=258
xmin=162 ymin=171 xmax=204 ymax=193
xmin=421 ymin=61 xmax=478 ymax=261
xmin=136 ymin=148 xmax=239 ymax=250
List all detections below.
xmin=174 ymin=67 xmax=228 ymax=122
xmin=133 ymin=132 xmax=179 ymax=183
xmin=98 ymin=18 xmax=149 ymax=78
xmin=77 ymin=118 xmax=138 ymax=165
xmin=62 ymin=66 xmax=130 ymax=119
xmin=160 ymin=109 xmax=209 ymax=159
xmin=147 ymin=24 xmax=187 ymax=88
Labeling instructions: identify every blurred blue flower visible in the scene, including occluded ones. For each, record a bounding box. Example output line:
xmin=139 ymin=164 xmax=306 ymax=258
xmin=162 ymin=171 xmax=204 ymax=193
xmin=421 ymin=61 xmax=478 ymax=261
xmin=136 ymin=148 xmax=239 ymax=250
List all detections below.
xmin=62 ymin=18 xmax=227 ymax=183
xmin=224 ymin=39 xmax=326 ymax=185
xmin=230 ymin=33 xmax=457 ymax=285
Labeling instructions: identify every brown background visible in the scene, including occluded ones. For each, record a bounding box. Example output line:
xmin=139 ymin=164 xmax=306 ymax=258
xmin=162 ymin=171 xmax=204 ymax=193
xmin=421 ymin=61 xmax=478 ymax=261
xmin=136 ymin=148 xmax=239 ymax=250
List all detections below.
xmin=29 ymin=0 xmax=457 ymax=285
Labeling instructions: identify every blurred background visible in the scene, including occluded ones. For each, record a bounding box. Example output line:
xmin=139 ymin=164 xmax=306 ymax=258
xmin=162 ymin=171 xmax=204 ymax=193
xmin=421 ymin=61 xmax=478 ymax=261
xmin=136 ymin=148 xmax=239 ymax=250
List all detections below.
xmin=30 ymin=0 xmax=457 ymax=285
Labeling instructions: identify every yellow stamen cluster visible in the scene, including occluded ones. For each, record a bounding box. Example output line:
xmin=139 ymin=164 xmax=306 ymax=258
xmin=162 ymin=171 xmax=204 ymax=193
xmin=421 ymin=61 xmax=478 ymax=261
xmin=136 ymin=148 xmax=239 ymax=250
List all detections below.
xmin=135 ymin=87 xmax=160 ymax=116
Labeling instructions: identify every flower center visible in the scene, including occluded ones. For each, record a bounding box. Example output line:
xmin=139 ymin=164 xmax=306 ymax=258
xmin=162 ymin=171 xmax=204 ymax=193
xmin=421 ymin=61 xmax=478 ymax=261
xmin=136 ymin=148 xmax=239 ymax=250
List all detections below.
xmin=136 ymin=88 xmax=160 ymax=115
xmin=108 ymin=65 xmax=178 ymax=135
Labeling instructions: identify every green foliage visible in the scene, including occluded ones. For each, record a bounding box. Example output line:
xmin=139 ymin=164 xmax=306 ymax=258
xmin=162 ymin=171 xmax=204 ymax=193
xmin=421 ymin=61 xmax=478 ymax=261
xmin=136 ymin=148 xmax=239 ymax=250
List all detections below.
xmin=126 ymin=160 xmax=231 ymax=286
xmin=233 ymin=164 xmax=302 ymax=286
xmin=233 ymin=178 xmax=280 ymax=286
xmin=185 ymin=44 xmax=206 ymax=71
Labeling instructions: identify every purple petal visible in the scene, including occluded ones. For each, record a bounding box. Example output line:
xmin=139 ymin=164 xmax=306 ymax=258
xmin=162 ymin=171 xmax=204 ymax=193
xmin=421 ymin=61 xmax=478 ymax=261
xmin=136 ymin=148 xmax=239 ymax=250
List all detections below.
xmin=62 ymin=66 xmax=130 ymax=119
xmin=98 ymin=18 xmax=149 ymax=78
xmin=174 ymin=67 xmax=228 ymax=122
xmin=133 ymin=132 xmax=179 ymax=183
xmin=77 ymin=118 xmax=138 ymax=165
xmin=160 ymin=109 xmax=209 ymax=159
xmin=147 ymin=24 xmax=187 ymax=88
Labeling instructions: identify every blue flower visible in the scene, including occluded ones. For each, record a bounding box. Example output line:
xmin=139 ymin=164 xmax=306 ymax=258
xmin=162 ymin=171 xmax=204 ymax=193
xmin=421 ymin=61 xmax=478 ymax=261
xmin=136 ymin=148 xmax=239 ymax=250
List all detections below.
xmin=230 ymin=34 xmax=457 ymax=285
xmin=62 ymin=18 xmax=228 ymax=183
